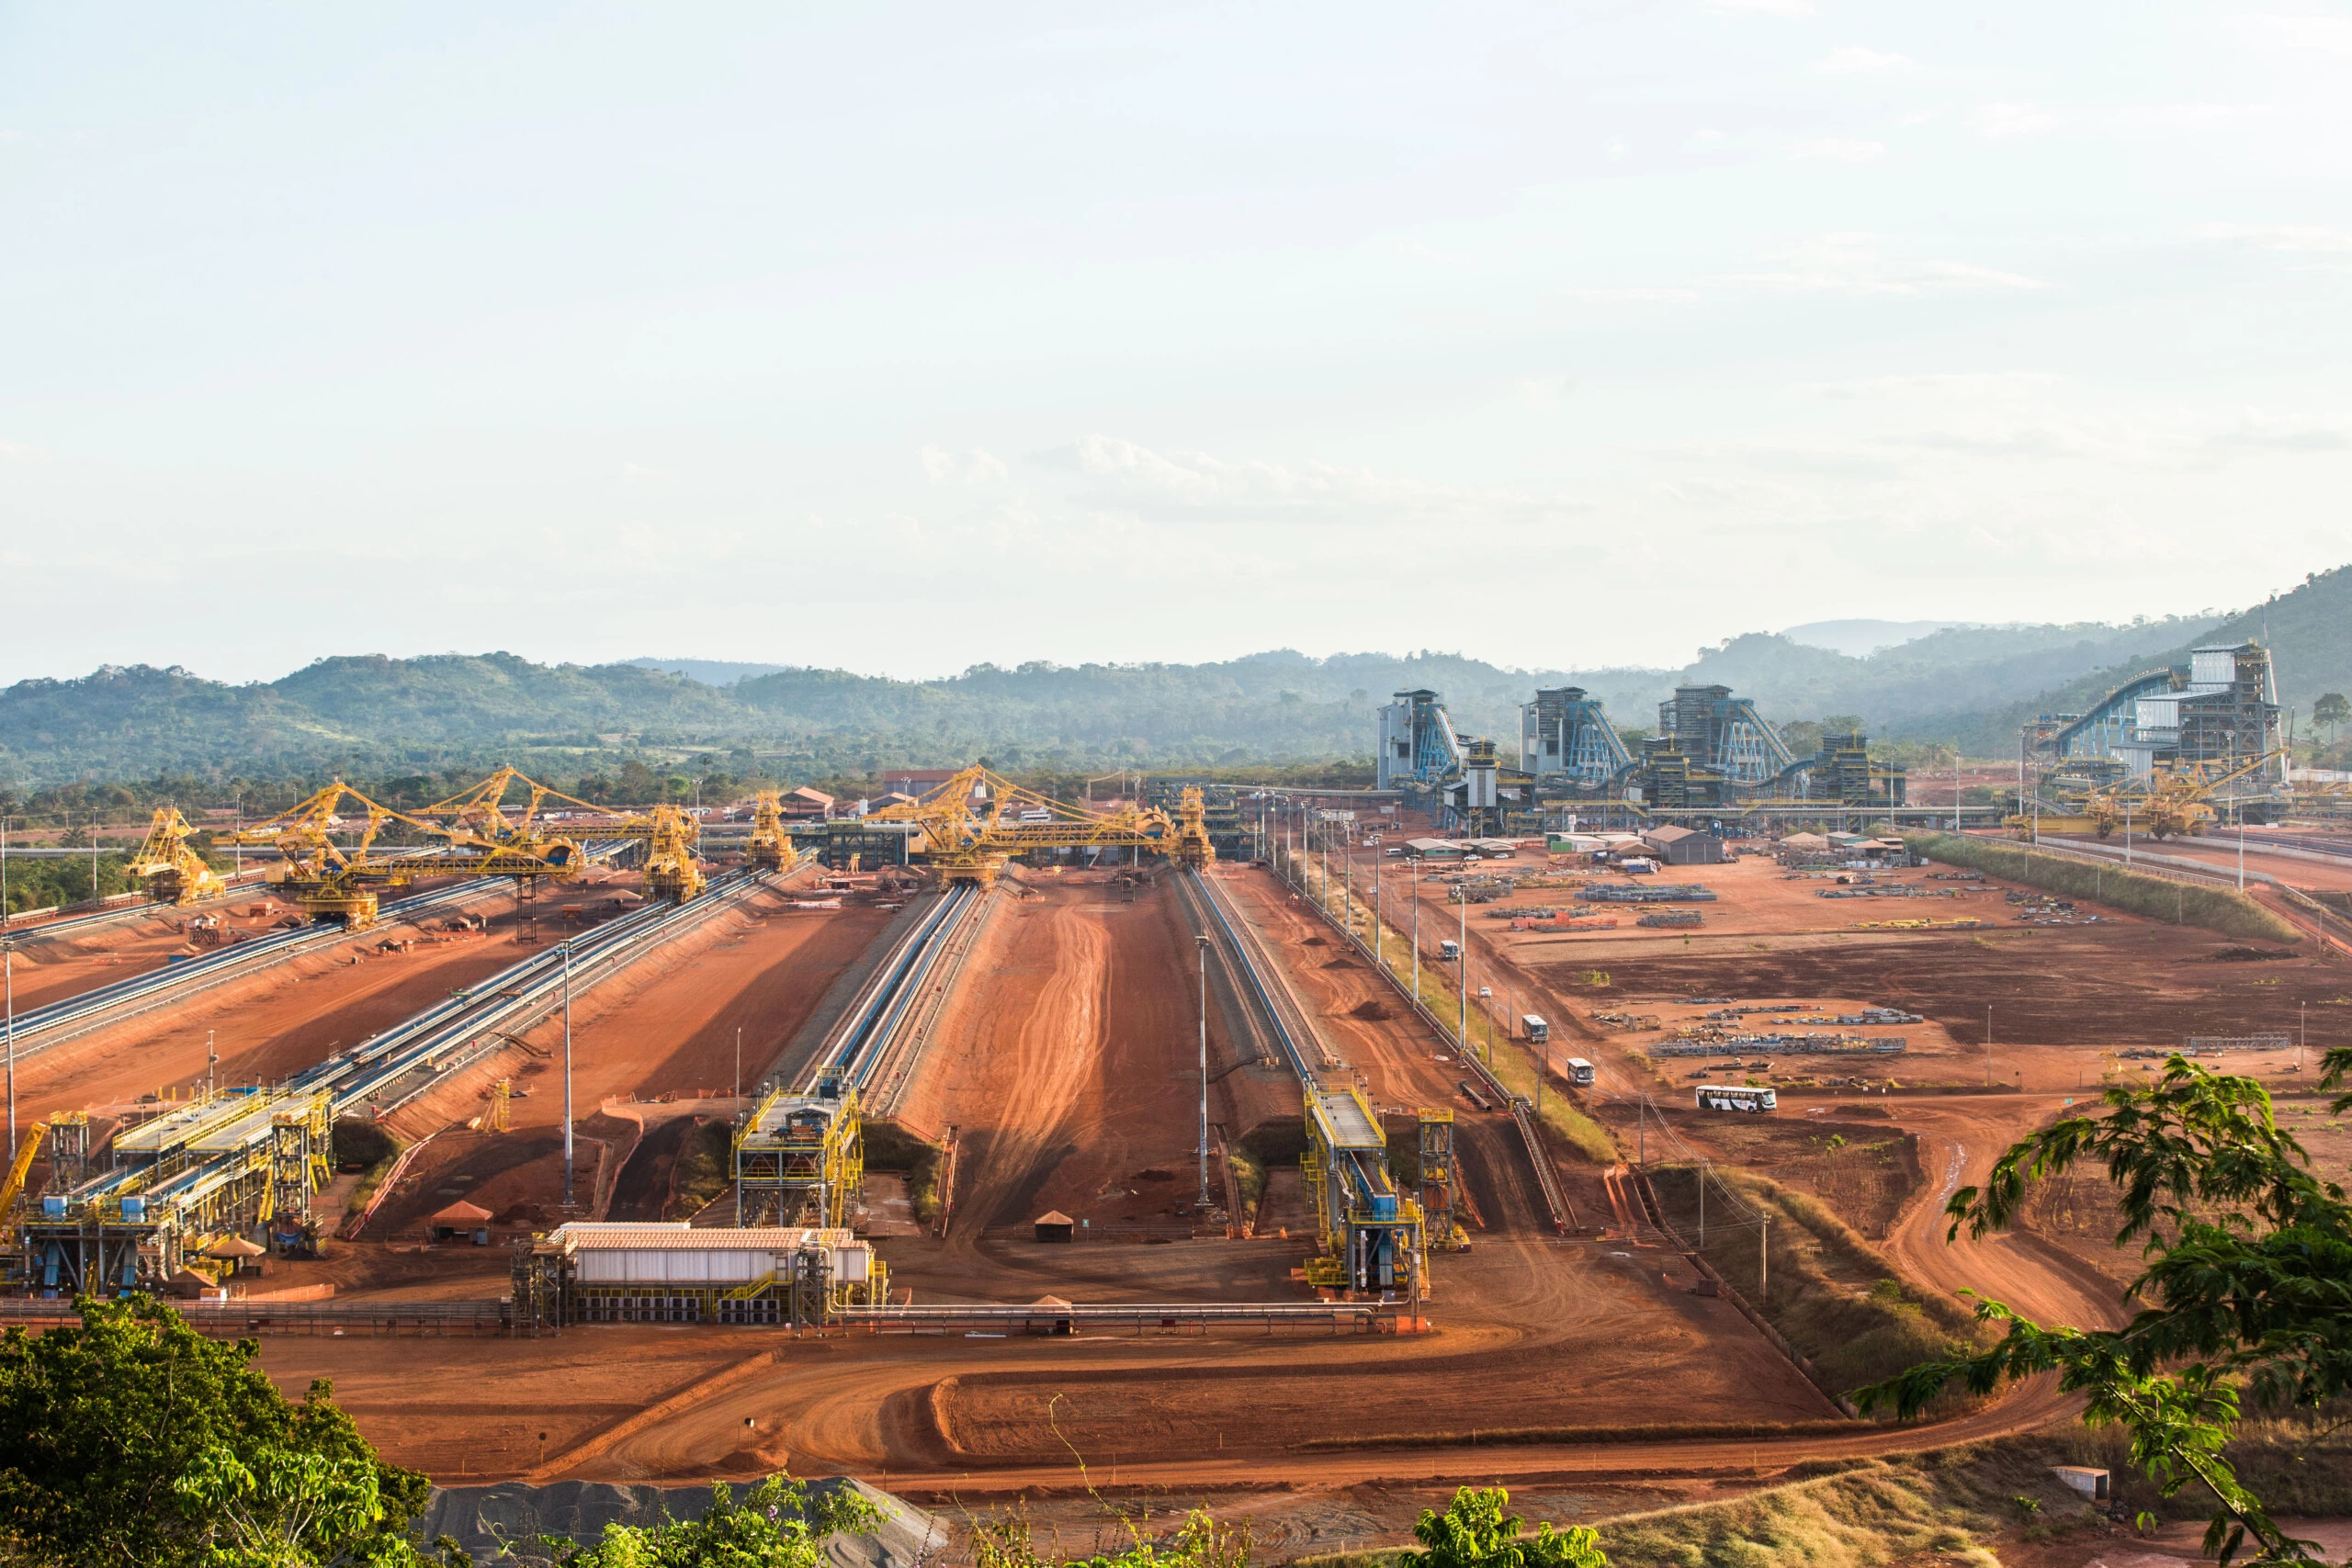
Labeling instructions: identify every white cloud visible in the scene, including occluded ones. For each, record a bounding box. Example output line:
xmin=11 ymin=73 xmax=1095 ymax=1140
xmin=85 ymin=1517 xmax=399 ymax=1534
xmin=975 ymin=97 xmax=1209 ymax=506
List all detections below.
xmin=1724 ymin=233 xmax=2046 ymax=294
xmin=1708 ymin=0 xmax=1815 ymax=14
xmin=2199 ymin=223 xmax=2352 ymax=253
xmin=1815 ymin=47 xmax=1914 ymax=73
xmin=920 ymin=446 xmax=1010 ymax=486
xmin=1971 ymin=101 xmax=2062 ymax=138
xmin=1043 ymin=434 xmax=1585 ymax=525
xmin=1790 ymin=137 xmax=1885 ymax=162
xmin=2240 ymin=12 xmax=2352 ymax=59
xmin=1797 ymin=372 xmax=2063 ymax=400
xmin=2210 ymin=410 xmax=2352 ymax=450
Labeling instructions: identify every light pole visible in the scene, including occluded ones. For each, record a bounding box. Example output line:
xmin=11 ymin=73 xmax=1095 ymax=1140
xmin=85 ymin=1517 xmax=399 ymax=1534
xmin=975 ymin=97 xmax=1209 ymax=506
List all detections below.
xmin=1409 ymin=859 xmax=1420 ymax=1003
xmin=1196 ymin=935 xmax=1213 ymax=1211
xmin=560 ymin=942 xmax=576 ymax=1207
xmin=3 ymin=939 xmax=13 ymax=1163
xmin=1457 ymin=894 xmax=1467 ymax=1053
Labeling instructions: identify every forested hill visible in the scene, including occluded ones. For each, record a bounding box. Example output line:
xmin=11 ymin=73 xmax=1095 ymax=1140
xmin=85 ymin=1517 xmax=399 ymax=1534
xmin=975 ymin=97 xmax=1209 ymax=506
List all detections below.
xmin=4 ymin=568 xmax=2343 ymax=785
xmin=1939 ymin=563 xmax=2352 ymax=754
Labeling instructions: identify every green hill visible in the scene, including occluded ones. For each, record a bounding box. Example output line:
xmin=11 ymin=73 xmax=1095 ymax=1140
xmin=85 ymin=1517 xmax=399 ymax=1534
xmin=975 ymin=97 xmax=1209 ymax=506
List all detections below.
xmin=2 ymin=566 xmax=2339 ymax=789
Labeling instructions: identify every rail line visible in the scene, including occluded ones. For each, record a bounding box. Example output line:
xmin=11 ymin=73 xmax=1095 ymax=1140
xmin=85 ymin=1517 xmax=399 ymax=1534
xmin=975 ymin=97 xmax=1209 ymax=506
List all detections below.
xmin=805 ymin=884 xmax=989 ymax=1095
xmin=1182 ymin=870 xmax=1328 ymax=1083
xmin=46 ymin=869 xmax=792 ymax=1229
xmin=1242 ymin=863 xmax=1572 ymax=1235
xmin=1 ymin=845 xmax=640 ymax=1063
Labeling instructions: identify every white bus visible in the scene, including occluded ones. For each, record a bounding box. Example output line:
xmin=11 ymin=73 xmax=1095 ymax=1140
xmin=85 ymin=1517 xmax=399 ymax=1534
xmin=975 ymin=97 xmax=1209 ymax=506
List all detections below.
xmin=1696 ymin=1084 xmax=1776 ymax=1113
xmin=1522 ymin=1014 xmax=1549 ymax=1043
xmin=1564 ymin=1056 xmax=1595 ymax=1088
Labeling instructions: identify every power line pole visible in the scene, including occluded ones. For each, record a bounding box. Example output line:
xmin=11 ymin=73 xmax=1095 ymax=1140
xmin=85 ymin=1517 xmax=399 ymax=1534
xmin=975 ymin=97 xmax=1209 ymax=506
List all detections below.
xmin=1196 ymin=935 xmax=1212 ymax=1211
xmin=3 ymin=940 xmax=13 ymax=1164
xmin=560 ymin=942 xmax=576 ymax=1207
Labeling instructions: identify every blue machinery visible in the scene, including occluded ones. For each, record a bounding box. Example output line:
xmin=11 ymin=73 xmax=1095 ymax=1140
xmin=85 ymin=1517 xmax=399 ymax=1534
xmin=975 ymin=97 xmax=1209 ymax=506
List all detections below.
xmin=8 ymin=867 xmax=773 ymax=1297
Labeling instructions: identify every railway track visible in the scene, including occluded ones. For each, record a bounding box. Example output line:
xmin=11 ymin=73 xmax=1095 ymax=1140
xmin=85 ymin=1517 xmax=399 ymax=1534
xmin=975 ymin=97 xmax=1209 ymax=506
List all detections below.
xmin=47 ymin=868 xmax=797 ymax=1228
xmin=0 ymin=843 xmax=639 ymax=1063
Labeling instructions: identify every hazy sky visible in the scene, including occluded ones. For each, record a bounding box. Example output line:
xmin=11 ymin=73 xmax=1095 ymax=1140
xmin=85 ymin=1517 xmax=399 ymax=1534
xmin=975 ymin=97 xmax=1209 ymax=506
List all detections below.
xmin=4 ymin=4 xmax=2348 ymax=684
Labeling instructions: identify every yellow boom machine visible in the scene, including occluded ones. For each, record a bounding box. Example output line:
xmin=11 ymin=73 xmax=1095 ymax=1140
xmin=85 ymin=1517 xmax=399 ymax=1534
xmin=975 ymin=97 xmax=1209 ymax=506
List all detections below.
xmin=120 ymin=807 xmax=228 ymax=906
xmin=220 ymin=766 xmax=712 ymax=929
xmin=866 ymin=766 xmax=1187 ymax=886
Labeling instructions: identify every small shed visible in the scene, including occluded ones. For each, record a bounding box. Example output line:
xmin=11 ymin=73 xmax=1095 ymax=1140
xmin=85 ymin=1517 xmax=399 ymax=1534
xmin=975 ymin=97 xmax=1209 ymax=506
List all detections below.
xmin=1642 ymin=825 xmax=1724 ymax=865
xmin=2051 ymin=1466 xmax=2110 ymax=1502
xmin=203 ymin=1236 xmax=266 ymax=1276
xmin=429 ymin=1201 xmax=494 ymax=1245
xmin=1033 ymin=1210 xmax=1075 ymax=1244
xmin=1780 ymin=832 xmax=1831 ymax=852
xmin=779 ymin=787 xmax=836 ymax=820
xmin=1029 ymin=1293 xmax=1076 ymax=1335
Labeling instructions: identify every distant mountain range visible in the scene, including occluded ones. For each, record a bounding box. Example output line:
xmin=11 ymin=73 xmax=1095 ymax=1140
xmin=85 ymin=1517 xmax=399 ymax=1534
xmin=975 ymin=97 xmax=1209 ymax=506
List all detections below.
xmin=4 ymin=567 xmax=2343 ymax=788
xmin=1779 ymin=619 xmax=1971 ymax=658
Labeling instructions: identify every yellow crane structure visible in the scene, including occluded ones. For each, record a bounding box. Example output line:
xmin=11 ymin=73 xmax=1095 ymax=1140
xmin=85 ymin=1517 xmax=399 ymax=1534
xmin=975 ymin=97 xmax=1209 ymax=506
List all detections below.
xmin=1171 ymin=786 xmax=1217 ymax=869
xmin=745 ymin=788 xmax=798 ymax=873
xmin=121 ymin=807 xmax=227 ymax=906
xmin=412 ymin=766 xmax=712 ymax=901
xmin=866 ymin=765 xmax=1183 ymax=886
xmin=222 ymin=781 xmax=594 ymax=928
xmin=2011 ymin=748 xmax=2291 ymax=841
xmin=0 ymin=1122 xmax=55 ymax=1218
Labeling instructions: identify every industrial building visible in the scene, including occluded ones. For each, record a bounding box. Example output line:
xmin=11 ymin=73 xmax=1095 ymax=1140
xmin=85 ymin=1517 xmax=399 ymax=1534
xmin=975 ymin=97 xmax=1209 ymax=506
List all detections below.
xmin=1382 ymin=681 xmax=1907 ymax=827
xmin=512 ymin=1222 xmax=883 ymax=1331
xmin=1521 ymin=687 xmax=1632 ymax=789
xmin=1377 ymin=689 xmax=1468 ymax=791
xmin=1300 ymin=1088 xmax=1433 ymax=1297
xmin=2028 ymin=642 xmax=2285 ymax=786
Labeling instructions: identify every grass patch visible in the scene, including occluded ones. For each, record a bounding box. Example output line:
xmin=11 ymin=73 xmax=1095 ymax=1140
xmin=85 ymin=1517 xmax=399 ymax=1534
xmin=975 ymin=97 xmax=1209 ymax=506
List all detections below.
xmin=1225 ymin=1141 xmax=1265 ymax=1215
xmin=332 ymin=1117 xmax=402 ymax=1216
xmin=665 ymin=1119 xmax=734 ymax=1219
xmin=866 ymin=1121 xmax=946 ymax=1223
xmin=1287 ymin=1420 xmax=2352 ymax=1568
xmin=1310 ymin=881 xmax=1619 ymax=1164
xmin=1645 ymin=1164 xmax=1992 ymax=1399
xmin=1905 ymin=831 xmax=2300 ymax=943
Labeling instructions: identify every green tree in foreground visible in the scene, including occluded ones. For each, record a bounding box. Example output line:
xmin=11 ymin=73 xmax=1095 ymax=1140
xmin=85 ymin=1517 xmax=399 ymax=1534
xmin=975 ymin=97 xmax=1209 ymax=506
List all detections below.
xmin=535 ymin=1476 xmax=880 ymax=1567
xmin=0 ymin=1294 xmax=434 ymax=1566
xmin=1860 ymin=1050 xmax=2352 ymax=1567
xmin=1402 ymin=1487 xmax=1606 ymax=1568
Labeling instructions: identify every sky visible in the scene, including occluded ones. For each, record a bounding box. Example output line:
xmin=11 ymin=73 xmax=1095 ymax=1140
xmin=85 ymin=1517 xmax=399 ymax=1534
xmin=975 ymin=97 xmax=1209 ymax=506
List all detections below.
xmin=3 ymin=3 xmax=2349 ymax=685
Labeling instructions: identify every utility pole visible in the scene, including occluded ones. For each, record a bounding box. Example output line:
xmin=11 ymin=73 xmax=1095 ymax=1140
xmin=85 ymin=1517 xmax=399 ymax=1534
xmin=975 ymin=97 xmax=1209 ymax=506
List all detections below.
xmin=560 ymin=942 xmax=576 ymax=1207
xmin=1699 ymin=1161 xmax=1706 ymax=1248
xmin=1410 ymin=859 xmax=1420 ymax=1002
xmin=1196 ymin=935 xmax=1212 ymax=1211
xmin=206 ymin=1029 xmax=218 ymax=1097
xmin=2237 ymin=799 xmax=2246 ymax=892
xmin=1985 ymin=1005 xmax=1993 ymax=1088
xmin=1758 ymin=1214 xmax=1769 ymax=1302
xmin=735 ymin=1025 xmax=742 ymax=1106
